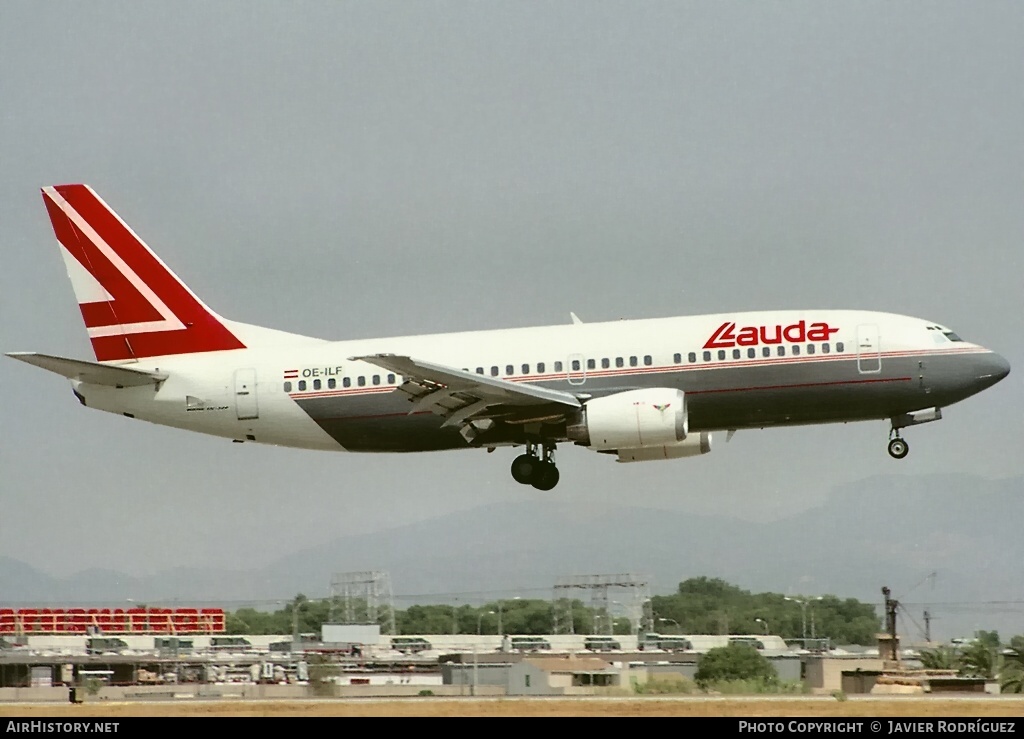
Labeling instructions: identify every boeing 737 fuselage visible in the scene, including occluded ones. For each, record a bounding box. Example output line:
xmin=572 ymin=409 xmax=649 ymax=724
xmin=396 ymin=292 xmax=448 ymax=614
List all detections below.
xmin=8 ymin=185 xmax=1011 ymax=490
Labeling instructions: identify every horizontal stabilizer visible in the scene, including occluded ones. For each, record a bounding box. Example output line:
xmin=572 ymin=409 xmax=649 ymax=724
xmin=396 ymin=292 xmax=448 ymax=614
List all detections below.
xmin=6 ymin=352 xmax=167 ymax=388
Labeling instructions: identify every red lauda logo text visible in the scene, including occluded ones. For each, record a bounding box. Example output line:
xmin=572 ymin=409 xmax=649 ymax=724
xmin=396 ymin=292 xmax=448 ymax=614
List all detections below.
xmin=703 ymin=320 xmax=839 ymax=349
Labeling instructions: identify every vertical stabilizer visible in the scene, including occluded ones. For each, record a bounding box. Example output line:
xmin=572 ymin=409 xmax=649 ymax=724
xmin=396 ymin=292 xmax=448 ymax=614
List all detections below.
xmin=40 ymin=184 xmax=246 ymax=362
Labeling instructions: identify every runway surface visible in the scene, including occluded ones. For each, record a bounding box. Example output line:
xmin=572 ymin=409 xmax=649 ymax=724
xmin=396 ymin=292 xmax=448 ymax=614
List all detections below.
xmin=2 ymin=696 xmax=1024 ymax=717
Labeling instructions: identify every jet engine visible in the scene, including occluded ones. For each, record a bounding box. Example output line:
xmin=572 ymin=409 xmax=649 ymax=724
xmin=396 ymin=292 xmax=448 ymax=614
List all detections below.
xmin=567 ymin=388 xmax=688 ymax=450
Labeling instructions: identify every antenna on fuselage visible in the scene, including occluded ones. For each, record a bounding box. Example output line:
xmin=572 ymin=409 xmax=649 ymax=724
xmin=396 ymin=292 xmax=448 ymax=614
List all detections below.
xmin=570 ymin=312 xmax=583 ymax=325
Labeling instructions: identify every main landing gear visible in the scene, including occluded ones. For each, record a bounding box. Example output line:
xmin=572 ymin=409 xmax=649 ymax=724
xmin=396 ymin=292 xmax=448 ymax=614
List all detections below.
xmin=510 ymin=441 xmax=560 ymax=490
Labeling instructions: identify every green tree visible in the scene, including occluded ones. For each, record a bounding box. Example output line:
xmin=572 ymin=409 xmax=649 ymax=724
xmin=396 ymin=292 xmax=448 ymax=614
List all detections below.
xmin=694 ymin=643 xmax=777 ymax=688
xmin=397 ymin=605 xmax=461 ymax=635
xmin=975 ymin=630 xmax=1001 ymax=649
xmin=223 ymin=577 xmax=882 ymax=643
xmin=958 ymin=640 xmax=1002 ymax=679
xmin=650 ymin=578 xmax=878 ymax=644
xmin=999 ymin=644 xmax=1024 ymax=694
xmin=917 ymin=646 xmax=958 ymax=670
xmin=227 ymin=607 xmax=289 ymax=634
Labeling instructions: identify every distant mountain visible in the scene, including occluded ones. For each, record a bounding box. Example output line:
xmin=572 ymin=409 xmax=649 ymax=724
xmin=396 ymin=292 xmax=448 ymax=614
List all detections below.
xmin=2 ymin=473 xmax=1021 ymax=639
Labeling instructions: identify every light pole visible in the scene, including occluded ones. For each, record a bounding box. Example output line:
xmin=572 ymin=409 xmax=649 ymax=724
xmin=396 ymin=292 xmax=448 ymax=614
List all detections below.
xmin=755 ymin=618 xmax=769 ymax=635
xmin=657 ymin=617 xmax=679 ymax=634
xmin=478 ymin=610 xmax=495 ymax=635
xmin=498 ymin=596 xmax=520 ymax=637
xmin=785 ymin=596 xmax=823 ymax=644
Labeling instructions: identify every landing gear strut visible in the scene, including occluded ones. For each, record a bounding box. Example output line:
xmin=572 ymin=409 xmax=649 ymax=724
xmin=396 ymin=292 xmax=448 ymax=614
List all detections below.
xmin=510 ymin=441 xmax=560 ymax=490
xmin=886 ymin=408 xmax=942 ymax=459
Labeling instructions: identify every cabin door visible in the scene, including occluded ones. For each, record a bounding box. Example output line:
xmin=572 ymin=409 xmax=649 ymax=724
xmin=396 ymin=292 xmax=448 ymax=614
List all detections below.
xmin=856 ymin=324 xmax=881 ymax=374
xmin=234 ymin=368 xmax=259 ymax=420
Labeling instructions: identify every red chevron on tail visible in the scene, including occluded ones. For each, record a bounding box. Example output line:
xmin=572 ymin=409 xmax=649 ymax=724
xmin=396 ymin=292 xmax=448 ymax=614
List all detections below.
xmin=41 ymin=184 xmax=245 ymax=362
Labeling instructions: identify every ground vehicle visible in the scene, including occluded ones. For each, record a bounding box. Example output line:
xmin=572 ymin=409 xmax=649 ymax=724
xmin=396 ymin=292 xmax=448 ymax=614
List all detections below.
xmin=729 ymin=637 xmax=765 ymax=650
xmin=154 ymin=638 xmax=193 ymax=652
xmin=86 ymin=637 xmax=128 ymax=655
xmin=509 ymin=637 xmax=552 ymax=652
xmin=209 ymin=636 xmax=252 ymax=650
xmin=583 ymin=636 xmax=621 ymax=651
xmin=391 ymin=637 xmax=432 ymax=654
xmin=640 ymin=633 xmax=693 ymax=651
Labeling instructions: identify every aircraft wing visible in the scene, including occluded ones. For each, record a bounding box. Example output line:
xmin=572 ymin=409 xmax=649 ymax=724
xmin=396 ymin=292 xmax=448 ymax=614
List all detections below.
xmin=6 ymin=352 xmax=168 ymax=388
xmin=350 ymin=353 xmax=581 ymax=434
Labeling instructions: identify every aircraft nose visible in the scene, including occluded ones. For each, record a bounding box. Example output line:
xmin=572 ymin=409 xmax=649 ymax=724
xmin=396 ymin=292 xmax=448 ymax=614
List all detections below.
xmin=979 ymin=352 xmax=1010 ymax=385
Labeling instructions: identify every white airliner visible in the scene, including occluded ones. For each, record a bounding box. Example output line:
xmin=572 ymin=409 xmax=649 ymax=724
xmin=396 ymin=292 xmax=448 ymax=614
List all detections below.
xmin=8 ymin=184 xmax=1010 ymax=490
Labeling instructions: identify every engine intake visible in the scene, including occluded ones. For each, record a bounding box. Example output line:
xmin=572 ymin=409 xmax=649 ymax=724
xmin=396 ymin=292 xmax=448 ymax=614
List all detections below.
xmin=567 ymin=388 xmax=688 ymax=450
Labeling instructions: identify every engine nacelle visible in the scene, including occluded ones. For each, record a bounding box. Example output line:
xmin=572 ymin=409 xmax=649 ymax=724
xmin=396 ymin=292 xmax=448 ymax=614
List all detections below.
xmin=616 ymin=432 xmax=713 ymax=462
xmin=567 ymin=388 xmax=688 ymax=451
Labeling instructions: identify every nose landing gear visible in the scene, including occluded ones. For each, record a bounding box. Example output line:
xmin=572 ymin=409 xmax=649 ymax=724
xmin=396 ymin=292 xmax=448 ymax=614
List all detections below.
xmin=887 ymin=434 xmax=909 ymax=459
xmin=510 ymin=441 xmax=560 ymax=490
xmin=886 ymin=408 xmax=943 ymax=460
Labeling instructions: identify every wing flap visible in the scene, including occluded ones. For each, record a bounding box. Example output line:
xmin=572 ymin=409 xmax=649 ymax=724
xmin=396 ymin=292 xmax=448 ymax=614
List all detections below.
xmin=6 ymin=352 xmax=168 ymax=388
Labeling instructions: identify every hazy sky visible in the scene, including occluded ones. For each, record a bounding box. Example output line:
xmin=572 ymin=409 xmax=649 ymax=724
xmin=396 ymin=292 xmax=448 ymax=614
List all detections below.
xmin=2 ymin=2 xmax=1022 ymax=598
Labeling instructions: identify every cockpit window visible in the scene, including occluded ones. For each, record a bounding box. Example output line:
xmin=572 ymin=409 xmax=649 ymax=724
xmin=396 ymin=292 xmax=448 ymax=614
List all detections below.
xmin=927 ymin=325 xmax=964 ymax=342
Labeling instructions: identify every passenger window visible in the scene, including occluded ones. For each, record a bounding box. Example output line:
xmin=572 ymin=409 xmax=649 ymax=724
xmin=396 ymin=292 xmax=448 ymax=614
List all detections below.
xmin=673 ymin=353 xmax=681 ymax=364
xmin=284 ymin=381 xmax=292 ymax=392
xmin=747 ymin=348 xmax=755 ymax=359
xmin=476 ymin=367 xmax=484 ymax=375
xmin=571 ymin=360 xmax=581 ymax=371
xmin=821 ymin=344 xmax=830 ymax=354
xmin=554 ymin=361 xmax=563 ymax=372
xmin=644 ymin=355 xmax=652 ymax=366
xmin=806 ymin=344 xmax=815 ymax=355
xmin=762 ymin=347 xmax=771 ymax=358
xmin=522 ymin=364 xmax=530 ymax=374
xmin=717 ymin=350 xmax=726 ymax=361
xmin=299 ymin=380 xmax=307 ymax=391
xmin=313 ymin=379 xmax=322 ymax=390
xmin=777 ymin=346 xmax=785 ymax=356
xmin=506 ymin=364 xmax=514 ymax=375
xmin=491 ymin=366 xmax=499 ymax=377
xmin=732 ymin=349 xmax=741 ymax=360
xmin=587 ymin=359 xmax=596 ymax=370
xmin=388 ymin=374 xmax=396 ymax=384
xmin=373 ymin=375 xmax=380 ymax=385
xmin=630 ymin=356 xmax=638 ymax=367
xmin=537 ymin=362 xmax=545 ymax=373
xmin=688 ymin=352 xmax=696 ymax=363
xmin=836 ymin=342 xmax=845 ymax=352
xmin=703 ymin=351 xmax=711 ymax=362
xmin=601 ymin=358 xmax=610 ymax=369
xmin=792 ymin=345 xmax=800 ymax=355
xmin=615 ymin=357 xmax=624 ymax=368
xmin=343 ymin=377 xmax=351 ymax=388
xmin=357 ymin=376 xmax=365 ymax=387
xmin=328 ymin=378 xmax=336 ymax=389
